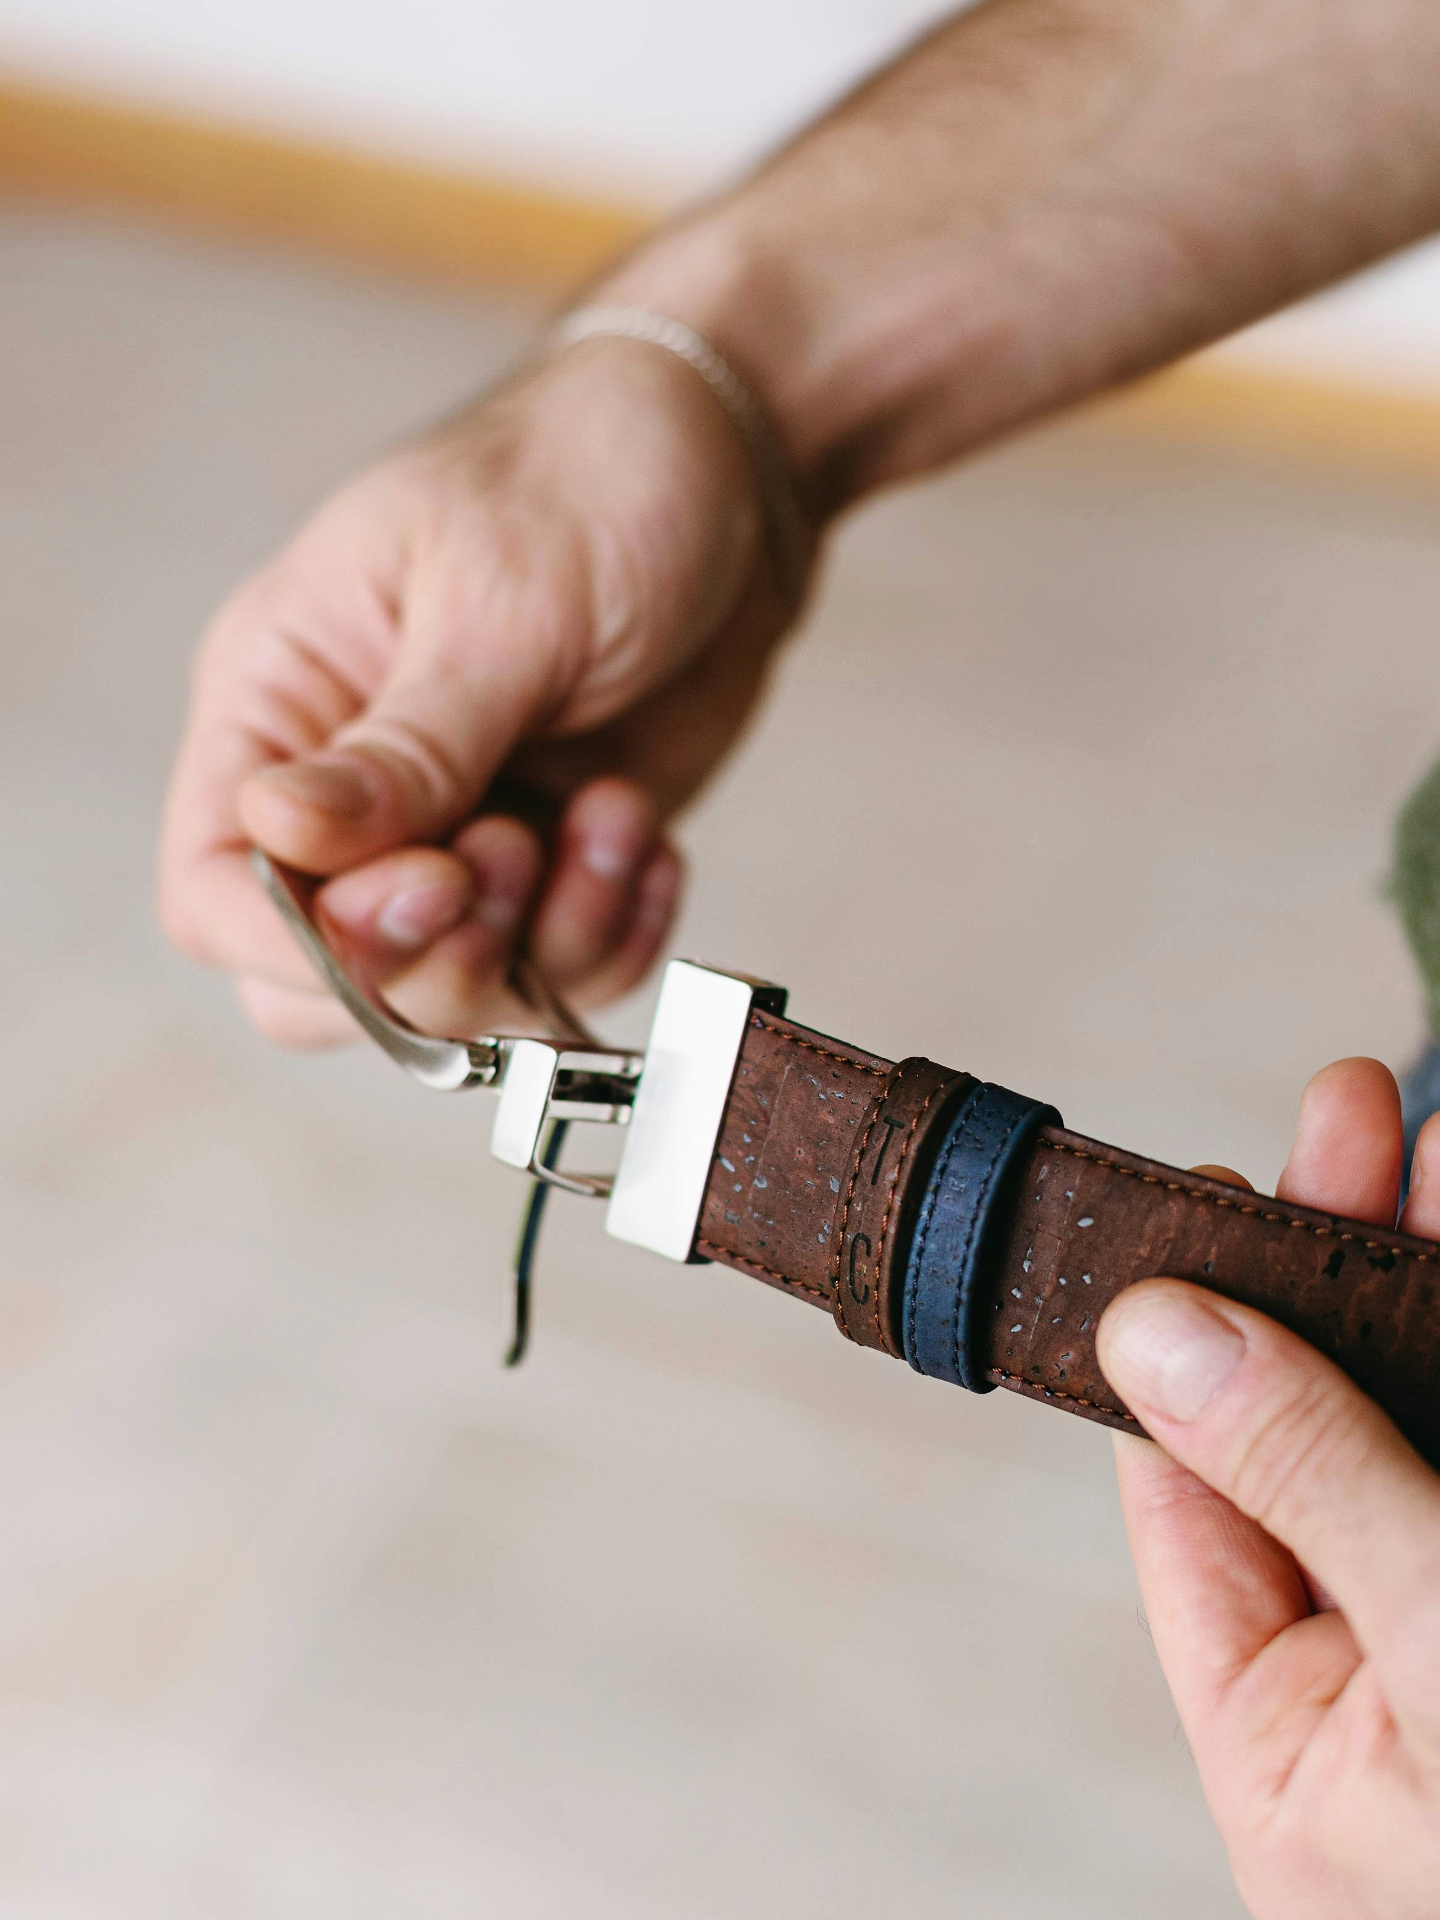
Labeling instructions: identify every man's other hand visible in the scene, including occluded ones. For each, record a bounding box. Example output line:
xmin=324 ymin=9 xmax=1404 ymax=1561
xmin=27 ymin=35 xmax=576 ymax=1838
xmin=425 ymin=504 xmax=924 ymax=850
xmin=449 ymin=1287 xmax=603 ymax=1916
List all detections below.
xmin=1100 ymin=1059 xmax=1440 ymax=1920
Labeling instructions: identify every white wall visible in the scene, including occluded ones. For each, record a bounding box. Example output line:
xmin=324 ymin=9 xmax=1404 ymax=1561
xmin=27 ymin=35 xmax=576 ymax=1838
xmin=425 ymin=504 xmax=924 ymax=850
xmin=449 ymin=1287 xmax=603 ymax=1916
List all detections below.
xmin=2 ymin=0 xmax=1439 ymax=394
xmin=0 ymin=0 xmax=958 ymax=200
xmin=1214 ymin=243 xmax=1440 ymax=397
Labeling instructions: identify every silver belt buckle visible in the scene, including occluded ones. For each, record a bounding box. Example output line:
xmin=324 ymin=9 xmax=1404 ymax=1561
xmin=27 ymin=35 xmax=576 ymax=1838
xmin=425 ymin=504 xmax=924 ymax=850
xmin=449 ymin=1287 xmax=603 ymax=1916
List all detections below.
xmin=253 ymin=851 xmax=786 ymax=1358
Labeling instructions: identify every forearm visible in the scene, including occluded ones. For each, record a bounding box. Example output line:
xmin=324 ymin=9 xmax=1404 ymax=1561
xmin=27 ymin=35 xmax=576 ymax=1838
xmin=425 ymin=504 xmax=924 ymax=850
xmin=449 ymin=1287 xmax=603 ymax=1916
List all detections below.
xmin=597 ymin=0 xmax=1440 ymax=508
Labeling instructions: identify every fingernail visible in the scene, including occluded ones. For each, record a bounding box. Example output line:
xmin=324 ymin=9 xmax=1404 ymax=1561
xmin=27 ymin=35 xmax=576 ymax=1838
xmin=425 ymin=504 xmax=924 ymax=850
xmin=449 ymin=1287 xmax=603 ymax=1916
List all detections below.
xmin=476 ymin=890 xmax=523 ymax=933
xmin=635 ymin=852 xmax=680 ymax=931
xmin=377 ymin=880 xmax=471 ymax=950
xmin=581 ymin=815 xmax=647 ymax=882
xmin=262 ymin=756 xmax=375 ymax=821
xmin=1103 ymin=1290 xmax=1245 ymax=1423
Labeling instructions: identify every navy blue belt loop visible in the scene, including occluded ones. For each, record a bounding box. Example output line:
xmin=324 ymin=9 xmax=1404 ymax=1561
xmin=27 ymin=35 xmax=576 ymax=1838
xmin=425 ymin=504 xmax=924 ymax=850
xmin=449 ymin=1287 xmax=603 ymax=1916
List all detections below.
xmin=901 ymin=1083 xmax=1061 ymax=1392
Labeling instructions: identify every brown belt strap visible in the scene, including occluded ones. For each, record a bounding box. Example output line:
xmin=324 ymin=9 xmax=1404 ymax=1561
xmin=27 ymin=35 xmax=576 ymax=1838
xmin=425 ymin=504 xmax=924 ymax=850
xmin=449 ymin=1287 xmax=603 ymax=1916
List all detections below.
xmin=695 ymin=1011 xmax=1440 ymax=1469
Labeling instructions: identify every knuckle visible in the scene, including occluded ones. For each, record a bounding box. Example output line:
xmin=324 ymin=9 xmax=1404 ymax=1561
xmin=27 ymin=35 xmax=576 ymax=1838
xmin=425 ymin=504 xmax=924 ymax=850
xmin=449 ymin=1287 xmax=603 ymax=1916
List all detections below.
xmin=193 ymin=567 xmax=288 ymax=681
xmin=248 ymin=1007 xmax=326 ymax=1052
xmin=157 ymin=880 xmax=214 ymax=967
xmin=1384 ymin=1555 xmax=1440 ymax=1682
xmin=341 ymin=718 xmax=471 ymax=822
xmin=1124 ymin=1454 xmax=1221 ymax=1534
xmin=237 ymin=981 xmax=353 ymax=1052
xmin=1229 ymin=1370 xmax=1373 ymax=1537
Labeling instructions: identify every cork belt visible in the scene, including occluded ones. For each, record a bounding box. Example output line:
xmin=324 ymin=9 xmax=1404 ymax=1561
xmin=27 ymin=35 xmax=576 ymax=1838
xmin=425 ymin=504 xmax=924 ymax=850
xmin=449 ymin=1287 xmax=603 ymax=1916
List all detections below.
xmin=255 ymin=850 xmax=1440 ymax=1470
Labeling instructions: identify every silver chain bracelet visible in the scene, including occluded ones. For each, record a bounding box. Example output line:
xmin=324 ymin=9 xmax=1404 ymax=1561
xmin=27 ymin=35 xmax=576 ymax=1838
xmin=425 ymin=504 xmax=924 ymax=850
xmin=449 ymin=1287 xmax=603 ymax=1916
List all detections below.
xmin=549 ymin=306 xmax=812 ymax=610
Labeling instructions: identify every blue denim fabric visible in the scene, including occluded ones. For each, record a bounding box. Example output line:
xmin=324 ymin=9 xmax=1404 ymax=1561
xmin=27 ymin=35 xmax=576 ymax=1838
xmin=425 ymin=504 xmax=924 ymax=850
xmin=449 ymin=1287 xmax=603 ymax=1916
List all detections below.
xmin=1401 ymin=1043 xmax=1440 ymax=1204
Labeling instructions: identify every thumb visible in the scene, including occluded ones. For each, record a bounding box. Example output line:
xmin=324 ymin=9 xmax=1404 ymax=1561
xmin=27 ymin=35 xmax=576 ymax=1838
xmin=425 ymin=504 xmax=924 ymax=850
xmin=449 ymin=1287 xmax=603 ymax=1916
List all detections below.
xmin=1098 ymin=1280 xmax=1440 ymax=1727
xmin=239 ymin=560 xmax=568 ymax=873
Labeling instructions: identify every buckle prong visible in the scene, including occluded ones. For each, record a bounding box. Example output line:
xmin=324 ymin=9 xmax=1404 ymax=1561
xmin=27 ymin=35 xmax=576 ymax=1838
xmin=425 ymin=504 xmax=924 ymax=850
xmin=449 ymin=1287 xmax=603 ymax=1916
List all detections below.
xmin=489 ymin=1036 xmax=642 ymax=1196
xmin=505 ymin=1117 xmax=568 ymax=1367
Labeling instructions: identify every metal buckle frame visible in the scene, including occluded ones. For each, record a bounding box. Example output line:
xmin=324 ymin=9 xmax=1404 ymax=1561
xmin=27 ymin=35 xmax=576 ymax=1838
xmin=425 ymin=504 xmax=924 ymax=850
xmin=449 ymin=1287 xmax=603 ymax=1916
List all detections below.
xmin=253 ymin=850 xmax=786 ymax=1359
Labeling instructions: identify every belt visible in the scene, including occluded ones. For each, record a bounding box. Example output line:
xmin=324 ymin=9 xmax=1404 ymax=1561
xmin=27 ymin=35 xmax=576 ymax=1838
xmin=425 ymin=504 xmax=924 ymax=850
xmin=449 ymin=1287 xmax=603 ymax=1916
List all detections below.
xmin=256 ymin=851 xmax=1440 ymax=1469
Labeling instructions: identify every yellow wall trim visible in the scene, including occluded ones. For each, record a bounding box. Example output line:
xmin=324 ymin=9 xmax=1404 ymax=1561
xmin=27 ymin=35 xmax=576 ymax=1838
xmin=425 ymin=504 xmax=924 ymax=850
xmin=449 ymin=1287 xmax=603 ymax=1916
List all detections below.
xmin=1 ymin=75 xmax=1437 ymax=478
xmin=1101 ymin=358 xmax=1440 ymax=485
xmin=0 ymin=77 xmax=652 ymax=291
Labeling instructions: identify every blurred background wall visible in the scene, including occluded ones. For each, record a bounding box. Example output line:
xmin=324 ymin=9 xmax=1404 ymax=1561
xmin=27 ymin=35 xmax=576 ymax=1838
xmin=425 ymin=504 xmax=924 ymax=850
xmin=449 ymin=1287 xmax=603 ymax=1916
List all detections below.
xmin=2 ymin=0 xmax=1440 ymax=430
xmin=0 ymin=0 xmax=964 ymax=198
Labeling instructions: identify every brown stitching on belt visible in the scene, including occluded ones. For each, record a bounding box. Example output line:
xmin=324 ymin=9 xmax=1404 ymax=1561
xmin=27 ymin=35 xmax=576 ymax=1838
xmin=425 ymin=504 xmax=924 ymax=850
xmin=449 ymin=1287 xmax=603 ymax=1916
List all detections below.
xmin=750 ymin=1014 xmax=888 ymax=1077
xmin=695 ymin=1239 xmax=830 ymax=1303
xmin=699 ymin=1020 xmax=885 ymax=1313
xmin=868 ymin=1074 xmax=959 ymax=1353
xmin=876 ymin=1076 xmax=958 ymax=1273
xmin=829 ymin=1073 xmax=896 ymax=1305
xmin=1046 ymin=1140 xmax=1438 ymax=1263
xmin=985 ymin=1366 xmax=1141 ymax=1425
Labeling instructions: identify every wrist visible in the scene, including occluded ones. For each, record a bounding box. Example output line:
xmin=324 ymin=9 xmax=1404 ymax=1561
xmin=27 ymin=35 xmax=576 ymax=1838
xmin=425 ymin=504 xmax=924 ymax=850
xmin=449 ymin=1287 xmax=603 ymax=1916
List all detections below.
xmin=586 ymin=161 xmax=1125 ymax=514
xmin=587 ymin=205 xmax=820 ymax=466
xmin=594 ymin=195 xmax=972 ymax=513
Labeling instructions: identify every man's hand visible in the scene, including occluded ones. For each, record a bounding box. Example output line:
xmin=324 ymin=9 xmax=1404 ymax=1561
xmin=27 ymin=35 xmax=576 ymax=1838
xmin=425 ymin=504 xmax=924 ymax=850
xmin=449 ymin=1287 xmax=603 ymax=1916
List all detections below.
xmin=161 ymin=0 xmax=1440 ymax=1045
xmin=1099 ymin=1060 xmax=1440 ymax=1920
xmin=160 ymin=336 xmax=795 ymax=1045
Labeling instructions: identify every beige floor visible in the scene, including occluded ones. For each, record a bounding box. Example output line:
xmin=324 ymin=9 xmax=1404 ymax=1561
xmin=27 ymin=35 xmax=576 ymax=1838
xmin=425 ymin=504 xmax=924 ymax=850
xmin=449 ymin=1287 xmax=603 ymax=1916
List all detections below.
xmin=4 ymin=202 xmax=1440 ymax=1920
